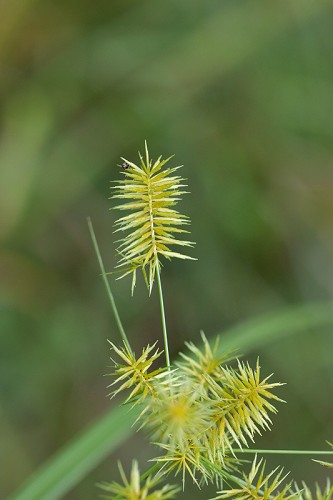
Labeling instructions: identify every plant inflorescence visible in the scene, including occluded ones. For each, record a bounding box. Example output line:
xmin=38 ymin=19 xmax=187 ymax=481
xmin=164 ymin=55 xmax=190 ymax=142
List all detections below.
xmin=90 ymin=143 xmax=332 ymax=499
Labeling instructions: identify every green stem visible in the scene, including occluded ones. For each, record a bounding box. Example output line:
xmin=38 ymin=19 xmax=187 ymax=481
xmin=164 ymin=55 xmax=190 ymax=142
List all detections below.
xmin=234 ymin=448 xmax=333 ymax=455
xmin=87 ymin=217 xmax=131 ymax=353
xmin=156 ymin=265 xmax=170 ymax=369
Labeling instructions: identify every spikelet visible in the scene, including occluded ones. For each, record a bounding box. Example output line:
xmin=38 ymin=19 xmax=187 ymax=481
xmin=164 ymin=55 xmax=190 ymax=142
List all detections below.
xmin=152 ymin=442 xmax=205 ymax=489
xmin=313 ymin=442 xmax=333 ymax=469
xmin=106 ymin=341 xmax=167 ymax=404
xmin=142 ymin=374 xmax=220 ymax=488
xmin=212 ymin=456 xmax=297 ymax=500
xmin=176 ymin=332 xmax=237 ymax=397
xmin=207 ymin=359 xmax=284 ymax=452
xmin=111 ymin=142 xmax=195 ymax=293
xmin=293 ymin=481 xmax=333 ymax=500
xmin=153 ymin=441 xmax=240 ymax=491
xmin=98 ymin=460 xmax=179 ymax=500
xmin=142 ymin=377 xmax=212 ymax=452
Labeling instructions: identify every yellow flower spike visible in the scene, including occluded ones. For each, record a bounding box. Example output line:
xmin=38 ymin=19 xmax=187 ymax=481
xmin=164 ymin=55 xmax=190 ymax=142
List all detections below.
xmin=152 ymin=443 xmax=205 ymax=490
xmin=106 ymin=341 xmax=167 ymax=404
xmin=207 ymin=360 xmax=284 ymax=454
xmin=142 ymin=377 xmax=213 ymax=452
xmin=142 ymin=375 xmax=239 ymax=488
xmin=153 ymin=441 xmax=240 ymax=491
xmin=176 ymin=331 xmax=236 ymax=391
xmin=212 ymin=456 xmax=297 ymax=500
xmin=111 ymin=142 xmax=196 ymax=293
xmin=99 ymin=460 xmax=180 ymax=499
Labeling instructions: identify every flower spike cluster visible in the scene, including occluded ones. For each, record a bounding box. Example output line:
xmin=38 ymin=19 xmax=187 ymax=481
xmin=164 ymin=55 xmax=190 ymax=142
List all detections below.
xmin=107 ymin=335 xmax=284 ymax=489
xmin=111 ymin=142 xmax=195 ymax=293
xmin=101 ymin=146 xmax=333 ymax=499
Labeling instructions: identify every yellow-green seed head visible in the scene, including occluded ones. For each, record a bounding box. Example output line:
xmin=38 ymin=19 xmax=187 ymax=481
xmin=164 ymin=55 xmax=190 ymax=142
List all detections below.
xmin=111 ymin=142 xmax=196 ymax=293
xmin=106 ymin=341 xmax=167 ymax=404
xmin=212 ymin=456 xmax=296 ymax=500
xmin=99 ymin=460 xmax=179 ymax=499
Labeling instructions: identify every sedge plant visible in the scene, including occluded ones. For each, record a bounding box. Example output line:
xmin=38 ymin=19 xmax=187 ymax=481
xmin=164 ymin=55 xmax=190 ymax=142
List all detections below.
xmin=88 ymin=143 xmax=333 ymax=499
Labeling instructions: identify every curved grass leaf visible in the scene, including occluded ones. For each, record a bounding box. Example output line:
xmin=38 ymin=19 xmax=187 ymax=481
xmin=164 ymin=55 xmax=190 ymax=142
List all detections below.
xmin=10 ymin=405 xmax=139 ymax=500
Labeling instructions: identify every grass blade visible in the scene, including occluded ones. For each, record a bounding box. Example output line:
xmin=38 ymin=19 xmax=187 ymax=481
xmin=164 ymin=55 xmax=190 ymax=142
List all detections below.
xmin=217 ymin=301 xmax=333 ymax=354
xmin=10 ymin=406 xmax=138 ymax=500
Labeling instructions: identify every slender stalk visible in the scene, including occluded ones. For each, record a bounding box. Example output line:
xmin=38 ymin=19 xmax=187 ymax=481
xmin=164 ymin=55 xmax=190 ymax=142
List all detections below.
xmin=234 ymin=448 xmax=333 ymax=455
xmin=87 ymin=217 xmax=131 ymax=352
xmin=156 ymin=265 xmax=170 ymax=369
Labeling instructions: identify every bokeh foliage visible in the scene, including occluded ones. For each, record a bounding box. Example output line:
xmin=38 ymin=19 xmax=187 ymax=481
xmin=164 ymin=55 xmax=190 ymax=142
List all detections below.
xmin=1 ymin=0 xmax=333 ymax=498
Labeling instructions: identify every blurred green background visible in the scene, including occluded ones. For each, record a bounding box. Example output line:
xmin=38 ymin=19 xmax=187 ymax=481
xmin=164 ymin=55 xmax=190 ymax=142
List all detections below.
xmin=1 ymin=0 xmax=333 ymax=498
